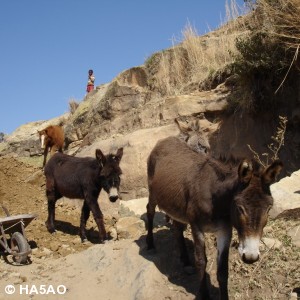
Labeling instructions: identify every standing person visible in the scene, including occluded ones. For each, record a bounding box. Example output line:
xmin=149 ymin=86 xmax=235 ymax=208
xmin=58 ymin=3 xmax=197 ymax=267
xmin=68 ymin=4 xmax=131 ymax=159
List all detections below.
xmin=86 ymin=69 xmax=95 ymax=93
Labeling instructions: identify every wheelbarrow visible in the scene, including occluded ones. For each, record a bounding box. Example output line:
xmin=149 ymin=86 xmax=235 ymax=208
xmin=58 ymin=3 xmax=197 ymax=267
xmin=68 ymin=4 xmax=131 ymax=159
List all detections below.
xmin=0 ymin=205 xmax=37 ymax=264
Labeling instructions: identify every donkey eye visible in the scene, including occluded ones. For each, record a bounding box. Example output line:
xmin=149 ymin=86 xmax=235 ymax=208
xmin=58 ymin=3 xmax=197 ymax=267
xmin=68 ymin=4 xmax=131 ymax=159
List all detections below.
xmin=237 ymin=205 xmax=246 ymax=216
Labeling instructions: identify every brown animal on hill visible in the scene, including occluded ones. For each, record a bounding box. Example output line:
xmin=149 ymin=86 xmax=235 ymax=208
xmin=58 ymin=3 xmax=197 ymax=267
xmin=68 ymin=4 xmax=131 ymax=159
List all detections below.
xmin=146 ymin=137 xmax=282 ymax=300
xmin=38 ymin=125 xmax=64 ymax=167
xmin=175 ymin=118 xmax=210 ymax=154
xmin=44 ymin=148 xmax=123 ymax=243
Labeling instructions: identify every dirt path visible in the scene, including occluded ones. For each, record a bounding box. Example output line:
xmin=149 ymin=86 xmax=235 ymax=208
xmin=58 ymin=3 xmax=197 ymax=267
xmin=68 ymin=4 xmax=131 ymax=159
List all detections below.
xmin=0 ymin=239 xmax=199 ymax=300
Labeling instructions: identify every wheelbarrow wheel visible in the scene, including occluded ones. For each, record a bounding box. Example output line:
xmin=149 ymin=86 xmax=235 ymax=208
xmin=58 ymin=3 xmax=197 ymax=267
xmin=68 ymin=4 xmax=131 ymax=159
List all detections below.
xmin=11 ymin=232 xmax=30 ymax=264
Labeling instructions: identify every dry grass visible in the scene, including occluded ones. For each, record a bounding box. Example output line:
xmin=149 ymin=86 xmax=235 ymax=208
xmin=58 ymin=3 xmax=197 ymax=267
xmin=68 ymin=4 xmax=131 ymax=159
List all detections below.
xmin=153 ymin=0 xmax=249 ymax=96
xmin=68 ymin=98 xmax=79 ymax=114
xmin=147 ymin=0 xmax=300 ymax=108
xmin=147 ymin=0 xmax=300 ymax=105
xmin=258 ymin=0 xmax=300 ymax=51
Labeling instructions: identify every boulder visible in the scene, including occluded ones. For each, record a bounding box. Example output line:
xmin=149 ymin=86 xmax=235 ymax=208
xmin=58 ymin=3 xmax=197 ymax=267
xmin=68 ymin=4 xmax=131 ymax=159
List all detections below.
xmin=270 ymin=170 xmax=300 ymax=218
xmin=116 ymin=216 xmax=145 ymax=239
xmin=120 ymin=198 xmax=148 ymax=217
xmin=77 ymin=124 xmax=177 ymax=200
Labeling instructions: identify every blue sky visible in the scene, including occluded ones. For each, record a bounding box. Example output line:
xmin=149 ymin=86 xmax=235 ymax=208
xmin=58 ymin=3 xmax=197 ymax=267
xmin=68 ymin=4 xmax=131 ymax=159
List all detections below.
xmin=0 ymin=0 xmax=245 ymax=134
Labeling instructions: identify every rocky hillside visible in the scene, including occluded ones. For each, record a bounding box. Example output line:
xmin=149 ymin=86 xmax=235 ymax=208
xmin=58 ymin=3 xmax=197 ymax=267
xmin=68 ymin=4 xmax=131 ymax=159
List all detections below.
xmin=1 ymin=13 xmax=299 ymax=234
xmin=0 ymin=11 xmax=300 ymax=299
xmin=1 ymin=63 xmax=300 ymax=198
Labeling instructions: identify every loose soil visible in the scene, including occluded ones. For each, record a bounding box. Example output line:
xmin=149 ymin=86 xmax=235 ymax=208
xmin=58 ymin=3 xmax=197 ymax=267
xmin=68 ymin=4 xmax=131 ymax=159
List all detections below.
xmin=0 ymin=157 xmax=299 ymax=300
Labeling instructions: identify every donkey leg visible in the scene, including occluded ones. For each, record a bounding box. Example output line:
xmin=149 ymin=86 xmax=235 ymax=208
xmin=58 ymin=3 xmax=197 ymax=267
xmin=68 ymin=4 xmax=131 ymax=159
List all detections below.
xmin=85 ymin=197 xmax=107 ymax=243
xmin=190 ymin=224 xmax=210 ymax=300
xmin=46 ymin=199 xmax=57 ymax=233
xmin=43 ymin=147 xmax=49 ymax=167
xmin=216 ymin=225 xmax=232 ymax=300
xmin=146 ymin=194 xmax=156 ymax=249
xmin=80 ymin=201 xmax=91 ymax=242
xmin=173 ymin=220 xmax=190 ymax=266
xmin=45 ymin=180 xmax=57 ymax=233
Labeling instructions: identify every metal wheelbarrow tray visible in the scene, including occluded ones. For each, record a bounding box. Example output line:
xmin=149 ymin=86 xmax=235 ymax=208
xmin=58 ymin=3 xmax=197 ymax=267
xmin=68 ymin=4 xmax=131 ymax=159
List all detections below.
xmin=0 ymin=212 xmax=37 ymax=264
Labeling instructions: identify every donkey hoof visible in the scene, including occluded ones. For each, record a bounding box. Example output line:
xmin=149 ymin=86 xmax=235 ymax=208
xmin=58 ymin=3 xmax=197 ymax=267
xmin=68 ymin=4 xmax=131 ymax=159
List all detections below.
xmin=99 ymin=233 xmax=108 ymax=243
xmin=45 ymin=222 xmax=56 ymax=234
xmin=47 ymin=227 xmax=56 ymax=234
xmin=81 ymin=238 xmax=88 ymax=244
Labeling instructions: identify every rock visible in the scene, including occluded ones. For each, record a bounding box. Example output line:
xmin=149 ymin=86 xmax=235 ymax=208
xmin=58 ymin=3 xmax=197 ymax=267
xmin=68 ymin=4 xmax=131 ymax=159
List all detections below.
xmin=288 ymin=225 xmax=300 ymax=248
xmin=72 ymin=237 xmax=82 ymax=244
xmin=108 ymin=227 xmax=118 ymax=241
xmin=270 ymin=170 xmax=300 ymax=218
xmin=25 ymin=169 xmax=44 ymax=186
xmin=116 ymin=67 xmax=148 ymax=88
xmin=120 ymin=198 xmax=148 ymax=217
xmin=50 ymin=241 xmax=61 ymax=252
xmin=42 ymin=247 xmax=52 ymax=256
xmin=116 ymin=216 xmax=145 ymax=239
xmin=289 ymin=292 xmax=298 ymax=300
xmin=58 ymin=247 xmax=71 ymax=256
xmin=261 ymin=237 xmax=282 ymax=250
xmin=162 ymin=92 xmax=228 ymax=121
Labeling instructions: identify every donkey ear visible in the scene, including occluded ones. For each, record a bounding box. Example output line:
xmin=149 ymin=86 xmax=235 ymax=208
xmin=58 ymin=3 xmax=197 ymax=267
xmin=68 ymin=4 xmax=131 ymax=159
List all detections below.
xmin=174 ymin=118 xmax=191 ymax=134
xmin=115 ymin=148 xmax=123 ymax=162
xmin=95 ymin=149 xmax=106 ymax=165
xmin=238 ymin=160 xmax=253 ymax=183
xmin=262 ymin=160 xmax=283 ymax=185
xmin=189 ymin=119 xmax=200 ymax=132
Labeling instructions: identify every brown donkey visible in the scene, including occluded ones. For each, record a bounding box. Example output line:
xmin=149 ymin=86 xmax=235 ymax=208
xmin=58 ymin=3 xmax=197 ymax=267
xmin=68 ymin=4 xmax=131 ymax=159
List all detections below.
xmin=38 ymin=125 xmax=64 ymax=167
xmin=146 ymin=137 xmax=282 ymax=300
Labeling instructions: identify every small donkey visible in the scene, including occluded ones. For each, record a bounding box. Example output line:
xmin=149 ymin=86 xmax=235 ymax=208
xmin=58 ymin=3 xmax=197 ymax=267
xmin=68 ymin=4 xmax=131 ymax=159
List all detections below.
xmin=44 ymin=148 xmax=123 ymax=243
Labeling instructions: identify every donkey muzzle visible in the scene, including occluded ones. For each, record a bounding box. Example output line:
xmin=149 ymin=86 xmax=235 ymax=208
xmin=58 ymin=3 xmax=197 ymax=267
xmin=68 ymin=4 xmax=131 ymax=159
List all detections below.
xmin=242 ymin=252 xmax=259 ymax=264
xmin=109 ymin=187 xmax=119 ymax=202
xmin=238 ymin=237 xmax=260 ymax=264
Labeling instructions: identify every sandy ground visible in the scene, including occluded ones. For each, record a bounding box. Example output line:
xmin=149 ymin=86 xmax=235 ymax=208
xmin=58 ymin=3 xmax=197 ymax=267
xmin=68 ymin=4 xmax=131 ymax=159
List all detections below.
xmin=0 ymin=156 xmax=299 ymax=300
